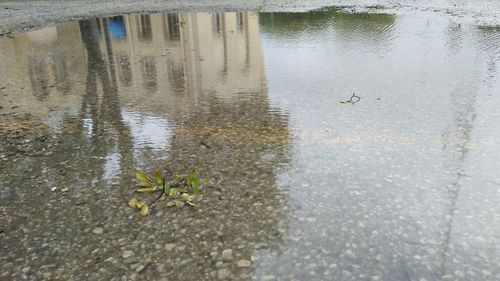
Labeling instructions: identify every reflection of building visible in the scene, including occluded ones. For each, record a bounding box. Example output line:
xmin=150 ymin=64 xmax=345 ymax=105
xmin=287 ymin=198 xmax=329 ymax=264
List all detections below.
xmin=0 ymin=12 xmax=264 ymax=120
xmin=105 ymin=12 xmax=265 ymax=115
xmin=0 ymin=23 xmax=86 ymax=122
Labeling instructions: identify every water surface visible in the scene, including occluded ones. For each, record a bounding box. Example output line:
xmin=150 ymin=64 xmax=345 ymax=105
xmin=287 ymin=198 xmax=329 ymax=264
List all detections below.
xmin=1 ymin=7 xmax=500 ymax=280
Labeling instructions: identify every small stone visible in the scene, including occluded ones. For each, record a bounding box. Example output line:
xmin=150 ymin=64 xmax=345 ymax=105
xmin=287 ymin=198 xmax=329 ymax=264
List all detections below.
xmin=237 ymin=260 xmax=251 ymax=267
xmin=262 ymin=275 xmax=276 ymax=281
xmin=22 ymin=267 xmax=30 ymax=273
xmin=92 ymin=227 xmax=103 ymax=234
xmin=122 ymin=250 xmax=134 ymax=259
xmin=217 ymin=268 xmax=230 ymax=279
xmin=222 ymin=249 xmax=233 ymax=261
xmin=164 ymin=243 xmax=175 ymax=252
xmin=135 ymin=264 xmax=145 ymax=273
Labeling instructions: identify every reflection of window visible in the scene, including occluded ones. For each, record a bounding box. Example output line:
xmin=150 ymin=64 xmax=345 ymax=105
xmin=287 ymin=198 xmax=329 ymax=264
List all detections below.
xmin=212 ymin=13 xmax=222 ymax=35
xmin=108 ymin=16 xmax=127 ymax=40
xmin=236 ymin=13 xmax=244 ymax=31
xmin=165 ymin=13 xmax=180 ymax=41
xmin=28 ymin=56 xmax=50 ymax=100
xmin=118 ymin=54 xmax=132 ymax=87
xmin=52 ymin=54 xmax=71 ymax=93
xmin=167 ymin=58 xmax=184 ymax=90
xmin=137 ymin=15 xmax=152 ymax=41
xmin=140 ymin=56 xmax=157 ymax=92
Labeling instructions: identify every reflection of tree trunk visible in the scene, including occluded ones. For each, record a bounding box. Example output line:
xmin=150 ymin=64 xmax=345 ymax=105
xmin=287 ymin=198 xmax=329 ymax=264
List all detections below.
xmin=79 ymin=19 xmax=135 ymax=177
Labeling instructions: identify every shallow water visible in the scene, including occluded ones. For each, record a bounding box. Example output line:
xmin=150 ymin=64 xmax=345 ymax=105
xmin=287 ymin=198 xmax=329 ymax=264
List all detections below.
xmin=1 ymin=7 xmax=500 ymax=280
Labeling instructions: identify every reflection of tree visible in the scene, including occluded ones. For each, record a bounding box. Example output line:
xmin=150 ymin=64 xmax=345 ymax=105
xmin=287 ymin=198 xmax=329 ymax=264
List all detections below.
xmin=260 ymin=7 xmax=396 ymax=44
xmin=474 ymin=26 xmax=500 ymax=85
xmin=78 ymin=19 xmax=135 ymax=180
xmin=445 ymin=23 xmax=463 ymax=55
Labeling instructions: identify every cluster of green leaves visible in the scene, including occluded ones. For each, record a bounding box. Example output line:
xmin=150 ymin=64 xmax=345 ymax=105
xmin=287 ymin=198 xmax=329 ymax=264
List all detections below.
xmin=128 ymin=169 xmax=208 ymax=216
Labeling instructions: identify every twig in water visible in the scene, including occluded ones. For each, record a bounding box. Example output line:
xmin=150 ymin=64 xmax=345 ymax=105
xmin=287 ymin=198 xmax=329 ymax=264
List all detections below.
xmin=339 ymin=92 xmax=361 ymax=105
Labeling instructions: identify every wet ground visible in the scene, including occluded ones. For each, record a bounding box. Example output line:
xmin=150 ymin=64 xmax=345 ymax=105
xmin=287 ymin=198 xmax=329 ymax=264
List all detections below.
xmin=1 ymin=7 xmax=500 ymax=281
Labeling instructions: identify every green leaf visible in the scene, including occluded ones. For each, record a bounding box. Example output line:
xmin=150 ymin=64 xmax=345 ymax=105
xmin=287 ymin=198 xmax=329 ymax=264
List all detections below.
xmin=137 ymin=187 xmax=155 ymax=193
xmin=168 ymin=188 xmax=179 ymax=197
xmin=135 ymin=171 xmax=152 ymax=185
xmin=137 ymin=182 xmax=153 ymax=188
xmin=186 ymin=168 xmax=196 ymax=185
xmin=152 ymin=170 xmax=163 ymax=185
xmin=136 ymin=201 xmax=145 ymax=209
xmin=128 ymin=197 xmax=139 ymax=208
xmin=191 ymin=178 xmax=200 ymax=193
xmin=180 ymin=193 xmax=190 ymax=201
xmin=164 ymin=201 xmax=176 ymax=208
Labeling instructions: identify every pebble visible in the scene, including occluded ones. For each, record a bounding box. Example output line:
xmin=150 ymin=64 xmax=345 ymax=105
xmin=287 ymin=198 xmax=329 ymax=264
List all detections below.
xmin=222 ymin=249 xmax=233 ymax=261
xmin=217 ymin=268 xmax=230 ymax=280
xmin=122 ymin=250 xmax=134 ymax=259
xmin=164 ymin=243 xmax=175 ymax=252
xmin=237 ymin=260 xmax=251 ymax=267
xmin=92 ymin=227 xmax=104 ymax=235
xmin=135 ymin=264 xmax=145 ymax=273
xmin=306 ymin=217 xmax=317 ymax=222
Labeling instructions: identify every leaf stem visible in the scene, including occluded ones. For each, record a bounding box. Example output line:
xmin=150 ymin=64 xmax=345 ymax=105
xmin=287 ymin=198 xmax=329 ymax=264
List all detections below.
xmin=148 ymin=177 xmax=166 ymax=207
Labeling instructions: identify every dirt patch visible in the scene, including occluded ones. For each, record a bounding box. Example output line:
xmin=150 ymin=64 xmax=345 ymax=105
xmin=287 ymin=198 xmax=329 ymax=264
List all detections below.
xmin=0 ymin=114 xmax=54 ymax=160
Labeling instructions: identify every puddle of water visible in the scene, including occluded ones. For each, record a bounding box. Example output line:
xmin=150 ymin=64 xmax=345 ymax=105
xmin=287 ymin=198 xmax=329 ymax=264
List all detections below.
xmin=1 ymin=7 xmax=500 ymax=280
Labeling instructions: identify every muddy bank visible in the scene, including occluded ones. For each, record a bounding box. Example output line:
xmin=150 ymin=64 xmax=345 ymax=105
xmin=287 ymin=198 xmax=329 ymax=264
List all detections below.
xmin=1 ymin=0 xmax=500 ymax=34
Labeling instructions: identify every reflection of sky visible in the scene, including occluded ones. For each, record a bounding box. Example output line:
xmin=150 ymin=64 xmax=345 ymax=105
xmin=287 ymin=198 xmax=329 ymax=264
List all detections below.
xmin=121 ymin=108 xmax=172 ymax=151
xmin=103 ymin=150 xmax=121 ymax=180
